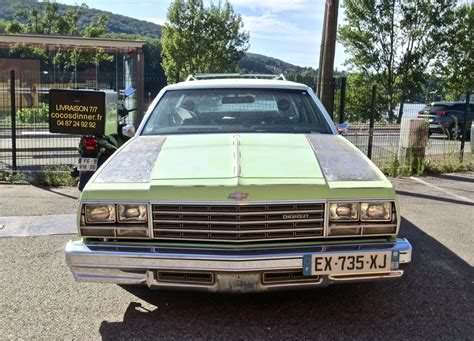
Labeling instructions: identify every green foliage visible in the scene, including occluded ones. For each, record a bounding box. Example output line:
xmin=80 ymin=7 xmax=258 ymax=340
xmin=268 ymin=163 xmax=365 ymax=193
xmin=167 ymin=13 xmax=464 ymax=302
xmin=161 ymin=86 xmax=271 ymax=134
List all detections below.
xmin=33 ymin=165 xmax=77 ymax=186
xmin=4 ymin=0 xmax=112 ymax=73
xmin=381 ymin=150 xmax=473 ymax=177
xmin=6 ymin=172 xmax=27 ymax=183
xmin=339 ymin=0 xmax=456 ymax=122
xmin=4 ymin=104 xmax=49 ymax=125
xmin=0 ymin=0 xmax=162 ymax=38
xmin=161 ymin=0 xmax=249 ymax=83
xmin=238 ymin=52 xmax=317 ymax=75
xmin=17 ymin=104 xmax=49 ymax=124
xmin=7 ymin=2 xmax=86 ymax=35
xmin=435 ymin=3 xmax=473 ymax=100
xmin=344 ymin=73 xmax=389 ymax=122
xmin=0 ymin=20 xmax=7 ymax=33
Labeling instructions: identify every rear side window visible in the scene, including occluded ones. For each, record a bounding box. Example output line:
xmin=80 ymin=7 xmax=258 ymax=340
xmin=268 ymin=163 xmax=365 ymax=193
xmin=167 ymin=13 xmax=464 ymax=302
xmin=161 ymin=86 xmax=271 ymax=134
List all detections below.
xmin=432 ymin=105 xmax=450 ymax=112
xmin=452 ymin=104 xmax=466 ymax=111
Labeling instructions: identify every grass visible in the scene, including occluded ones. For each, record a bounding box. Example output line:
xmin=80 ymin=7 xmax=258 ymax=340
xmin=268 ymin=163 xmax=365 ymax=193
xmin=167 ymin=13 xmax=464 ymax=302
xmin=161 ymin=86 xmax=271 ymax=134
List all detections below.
xmin=380 ymin=152 xmax=473 ymax=177
xmin=5 ymin=172 xmax=27 ymax=183
xmin=32 ymin=165 xmax=78 ymax=186
xmin=3 ymin=165 xmax=78 ymax=186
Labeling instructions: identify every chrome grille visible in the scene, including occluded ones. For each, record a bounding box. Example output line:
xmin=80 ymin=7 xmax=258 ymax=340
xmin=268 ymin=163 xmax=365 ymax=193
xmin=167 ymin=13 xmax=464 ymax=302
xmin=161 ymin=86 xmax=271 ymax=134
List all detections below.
xmin=152 ymin=203 xmax=325 ymax=243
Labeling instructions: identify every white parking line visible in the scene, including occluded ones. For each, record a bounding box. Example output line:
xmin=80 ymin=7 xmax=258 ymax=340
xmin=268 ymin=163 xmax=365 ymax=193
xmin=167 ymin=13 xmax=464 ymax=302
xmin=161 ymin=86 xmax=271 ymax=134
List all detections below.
xmin=409 ymin=176 xmax=474 ymax=204
xmin=0 ymin=214 xmax=76 ymax=238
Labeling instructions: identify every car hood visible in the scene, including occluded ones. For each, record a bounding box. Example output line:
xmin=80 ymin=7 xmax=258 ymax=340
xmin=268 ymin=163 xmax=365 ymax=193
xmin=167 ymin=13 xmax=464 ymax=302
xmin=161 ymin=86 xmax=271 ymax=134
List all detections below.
xmin=91 ymin=133 xmax=389 ymax=189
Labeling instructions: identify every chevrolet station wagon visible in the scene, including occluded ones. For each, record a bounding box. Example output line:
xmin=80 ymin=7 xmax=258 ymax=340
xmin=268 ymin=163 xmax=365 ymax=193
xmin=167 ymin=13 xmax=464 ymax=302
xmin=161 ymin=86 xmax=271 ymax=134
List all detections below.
xmin=65 ymin=74 xmax=412 ymax=293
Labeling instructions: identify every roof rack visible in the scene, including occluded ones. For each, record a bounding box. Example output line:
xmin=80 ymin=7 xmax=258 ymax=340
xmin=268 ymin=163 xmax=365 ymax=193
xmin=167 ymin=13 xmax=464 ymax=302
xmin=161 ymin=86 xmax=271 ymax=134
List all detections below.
xmin=185 ymin=73 xmax=287 ymax=81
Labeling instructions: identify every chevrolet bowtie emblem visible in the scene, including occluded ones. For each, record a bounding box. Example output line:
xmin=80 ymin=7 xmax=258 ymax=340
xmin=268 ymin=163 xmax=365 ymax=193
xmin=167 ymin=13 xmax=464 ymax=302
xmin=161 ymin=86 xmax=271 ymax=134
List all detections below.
xmin=228 ymin=192 xmax=248 ymax=200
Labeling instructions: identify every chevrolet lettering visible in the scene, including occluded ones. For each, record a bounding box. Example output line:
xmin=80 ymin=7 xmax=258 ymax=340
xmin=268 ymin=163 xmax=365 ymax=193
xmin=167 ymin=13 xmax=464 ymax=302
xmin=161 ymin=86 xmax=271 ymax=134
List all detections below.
xmin=65 ymin=74 xmax=412 ymax=293
xmin=282 ymin=214 xmax=310 ymax=220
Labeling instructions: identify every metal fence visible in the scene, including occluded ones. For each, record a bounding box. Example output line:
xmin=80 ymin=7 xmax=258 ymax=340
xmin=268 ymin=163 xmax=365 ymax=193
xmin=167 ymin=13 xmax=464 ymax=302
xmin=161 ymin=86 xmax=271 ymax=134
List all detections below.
xmin=341 ymin=85 xmax=472 ymax=168
xmin=0 ymin=69 xmax=138 ymax=171
xmin=0 ymin=72 xmax=471 ymax=173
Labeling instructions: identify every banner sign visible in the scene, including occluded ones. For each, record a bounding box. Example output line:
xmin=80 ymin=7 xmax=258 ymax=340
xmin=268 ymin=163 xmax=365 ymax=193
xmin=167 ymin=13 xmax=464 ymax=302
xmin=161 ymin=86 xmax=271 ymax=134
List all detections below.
xmin=49 ymin=89 xmax=106 ymax=135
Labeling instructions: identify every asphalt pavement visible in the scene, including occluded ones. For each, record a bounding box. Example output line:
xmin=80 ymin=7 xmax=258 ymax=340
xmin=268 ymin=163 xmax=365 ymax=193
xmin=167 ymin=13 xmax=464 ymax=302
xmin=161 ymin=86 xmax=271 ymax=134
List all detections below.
xmin=0 ymin=173 xmax=473 ymax=340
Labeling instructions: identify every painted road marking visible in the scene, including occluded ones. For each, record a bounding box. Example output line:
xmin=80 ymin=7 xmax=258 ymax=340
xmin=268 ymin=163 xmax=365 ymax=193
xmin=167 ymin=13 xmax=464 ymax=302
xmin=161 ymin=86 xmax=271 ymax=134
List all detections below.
xmin=0 ymin=214 xmax=76 ymax=238
xmin=409 ymin=176 xmax=474 ymax=204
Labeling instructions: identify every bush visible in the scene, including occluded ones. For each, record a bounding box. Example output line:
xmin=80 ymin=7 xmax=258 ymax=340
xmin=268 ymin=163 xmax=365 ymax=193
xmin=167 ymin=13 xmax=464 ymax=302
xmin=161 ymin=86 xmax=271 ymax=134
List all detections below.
xmin=17 ymin=104 xmax=49 ymax=124
xmin=4 ymin=104 xmax=49 ymax=125
xmin=32 ymin=165 xmax=77 ymax=186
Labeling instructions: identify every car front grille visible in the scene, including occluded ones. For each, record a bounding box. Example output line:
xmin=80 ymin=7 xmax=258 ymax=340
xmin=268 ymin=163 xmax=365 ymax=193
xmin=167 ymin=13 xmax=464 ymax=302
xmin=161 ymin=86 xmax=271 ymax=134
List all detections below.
xmin=152 ymin=203 xmax=325 ymax=243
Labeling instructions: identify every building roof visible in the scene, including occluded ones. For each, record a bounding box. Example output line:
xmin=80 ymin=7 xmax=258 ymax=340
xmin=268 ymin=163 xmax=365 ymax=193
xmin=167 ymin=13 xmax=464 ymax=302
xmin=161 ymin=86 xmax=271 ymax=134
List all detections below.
xmin=0 ymin=33 xmax=145 ymax=52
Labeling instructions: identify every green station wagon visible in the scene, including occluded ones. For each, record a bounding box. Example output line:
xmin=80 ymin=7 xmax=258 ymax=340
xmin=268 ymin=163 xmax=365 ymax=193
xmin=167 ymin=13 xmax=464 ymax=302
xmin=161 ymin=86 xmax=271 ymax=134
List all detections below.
xmin=65 ymin=74 xmax=412 ymax=293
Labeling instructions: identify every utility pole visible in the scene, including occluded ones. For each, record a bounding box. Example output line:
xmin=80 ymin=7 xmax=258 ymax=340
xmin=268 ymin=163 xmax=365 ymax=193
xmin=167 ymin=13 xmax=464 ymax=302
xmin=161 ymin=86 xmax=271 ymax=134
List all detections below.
xmin=317 ymin=0 xmax=339 ymax=119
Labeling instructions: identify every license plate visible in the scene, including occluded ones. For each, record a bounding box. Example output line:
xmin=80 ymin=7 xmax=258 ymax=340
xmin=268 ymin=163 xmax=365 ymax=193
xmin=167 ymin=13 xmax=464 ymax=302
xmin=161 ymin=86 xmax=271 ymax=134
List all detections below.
xmin=303 ymin=251 xmax=399 ymax=276
xmin=77 ymin=158 xmax=98 ymax=171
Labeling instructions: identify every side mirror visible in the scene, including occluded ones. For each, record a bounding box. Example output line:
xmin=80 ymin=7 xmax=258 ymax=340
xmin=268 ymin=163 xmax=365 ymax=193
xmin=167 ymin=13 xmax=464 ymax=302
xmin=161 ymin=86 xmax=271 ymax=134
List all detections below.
xmin=124 ymin=86 xmax=136 ymax=98
xmin=336 ymin=122 xmax=349 ymax=135
xmin=122 ymin=124 xmax=136 ymax=138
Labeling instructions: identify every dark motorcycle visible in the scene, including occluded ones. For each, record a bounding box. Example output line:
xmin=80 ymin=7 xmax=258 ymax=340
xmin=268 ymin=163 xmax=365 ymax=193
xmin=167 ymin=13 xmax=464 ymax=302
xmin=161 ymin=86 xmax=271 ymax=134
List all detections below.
xmin=72 ymin=87 xmax=137 ymax=191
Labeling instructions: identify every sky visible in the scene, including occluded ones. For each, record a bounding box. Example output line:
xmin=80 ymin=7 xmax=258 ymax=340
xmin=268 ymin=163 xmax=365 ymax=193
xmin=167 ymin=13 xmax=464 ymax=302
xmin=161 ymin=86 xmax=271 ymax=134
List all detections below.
xmin=58 ymin=0 xmax=348 ymax=70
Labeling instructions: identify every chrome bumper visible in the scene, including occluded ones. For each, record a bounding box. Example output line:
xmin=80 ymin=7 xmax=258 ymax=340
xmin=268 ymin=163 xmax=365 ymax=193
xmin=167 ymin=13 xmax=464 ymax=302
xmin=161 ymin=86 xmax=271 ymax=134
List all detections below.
xmin=65 ymin=238 xmax=412 ymax=293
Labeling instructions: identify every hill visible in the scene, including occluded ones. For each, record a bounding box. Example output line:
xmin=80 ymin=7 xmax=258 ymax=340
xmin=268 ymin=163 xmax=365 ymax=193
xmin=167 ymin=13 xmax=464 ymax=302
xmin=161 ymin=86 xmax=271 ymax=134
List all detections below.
xmin=0 ymin=0 xmax=162 ymax=38
xmin=0 ymin=0 xmax=316 ymax=74
xmin=239 ymin=53 xmax=316 ymax=75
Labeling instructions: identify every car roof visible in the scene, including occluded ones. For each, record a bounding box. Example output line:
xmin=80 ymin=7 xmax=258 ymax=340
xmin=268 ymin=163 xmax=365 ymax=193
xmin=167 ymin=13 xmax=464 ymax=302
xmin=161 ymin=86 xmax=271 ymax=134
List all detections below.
xmin=164 ymin=78 xmax=310 ymax=91
xmin=429 ymin=101 xmax=466 ymax=106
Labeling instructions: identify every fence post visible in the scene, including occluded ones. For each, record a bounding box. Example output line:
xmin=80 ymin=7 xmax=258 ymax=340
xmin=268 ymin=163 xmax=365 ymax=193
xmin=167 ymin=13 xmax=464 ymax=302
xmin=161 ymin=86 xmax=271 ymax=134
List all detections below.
xmin=10 ymin=70 xmax=17 ymax=171
xmin=459 ymin=91 xmax=470 ymax=162
xmin=367 ymin=84 xmax=376 ymax=160
xmin=339 ymin=76 xmax=346 ymax=124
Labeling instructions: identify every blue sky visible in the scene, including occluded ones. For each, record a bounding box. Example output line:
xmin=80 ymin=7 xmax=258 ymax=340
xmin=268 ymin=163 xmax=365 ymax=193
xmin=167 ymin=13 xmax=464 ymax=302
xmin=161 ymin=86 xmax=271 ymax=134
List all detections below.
xmin=58 ymin=0 xmax=347 ymax=69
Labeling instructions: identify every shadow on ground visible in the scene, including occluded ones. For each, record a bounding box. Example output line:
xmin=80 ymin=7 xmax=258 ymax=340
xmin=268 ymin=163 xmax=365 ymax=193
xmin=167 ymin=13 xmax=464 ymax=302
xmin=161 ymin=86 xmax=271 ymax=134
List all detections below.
xmin=99 ymin=218 xmax=473 ymax=340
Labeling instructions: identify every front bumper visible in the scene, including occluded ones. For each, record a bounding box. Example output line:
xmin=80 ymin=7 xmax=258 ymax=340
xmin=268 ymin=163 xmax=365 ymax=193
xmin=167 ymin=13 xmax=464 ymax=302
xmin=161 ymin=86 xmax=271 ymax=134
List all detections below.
xmin=65 ymin=238 xmax=412 ymax=293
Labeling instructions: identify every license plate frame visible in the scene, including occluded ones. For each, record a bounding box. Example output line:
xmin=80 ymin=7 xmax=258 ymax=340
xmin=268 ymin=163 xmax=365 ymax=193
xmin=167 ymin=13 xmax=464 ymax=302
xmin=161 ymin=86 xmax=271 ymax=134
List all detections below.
xmin=303 ymin=251 xmax=399 ymax=276
xmin=77 ymin=157 xmax=98 ymax=172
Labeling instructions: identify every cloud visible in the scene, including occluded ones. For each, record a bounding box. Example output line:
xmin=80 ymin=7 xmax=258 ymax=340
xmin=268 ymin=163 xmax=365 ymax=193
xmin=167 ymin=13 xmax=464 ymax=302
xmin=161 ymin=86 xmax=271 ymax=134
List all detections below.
xmin=241 ymin=13 xmax=319 ymax=47
xmin=140 ymin=17 xmax=167 ymax=26
xmin=230 ymin=0 xmax=312 ymax=12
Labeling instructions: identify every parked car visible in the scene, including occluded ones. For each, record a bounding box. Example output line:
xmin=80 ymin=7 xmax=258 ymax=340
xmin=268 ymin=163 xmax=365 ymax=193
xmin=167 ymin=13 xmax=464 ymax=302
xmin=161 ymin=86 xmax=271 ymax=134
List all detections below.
xmin=417 ymin=101 xmax=474 ymax=140
xmin=65 ymin=74 xmax=412 ymax=293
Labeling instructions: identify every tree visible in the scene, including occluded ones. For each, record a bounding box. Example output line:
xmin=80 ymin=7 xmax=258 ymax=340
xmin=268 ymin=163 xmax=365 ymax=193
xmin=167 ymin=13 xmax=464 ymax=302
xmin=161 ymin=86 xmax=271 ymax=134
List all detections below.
xmin=343 ymin=72 xmax=389 ymax=122
xmin=435 ymin=3 xmax=473 ymax=100
xmin=5 ymin=0 xmax=112 ymax=78
xmin=339 ymin=0 xmax=456 ymax=122
xmin=161 ymin=0 xmax=249 ymax=83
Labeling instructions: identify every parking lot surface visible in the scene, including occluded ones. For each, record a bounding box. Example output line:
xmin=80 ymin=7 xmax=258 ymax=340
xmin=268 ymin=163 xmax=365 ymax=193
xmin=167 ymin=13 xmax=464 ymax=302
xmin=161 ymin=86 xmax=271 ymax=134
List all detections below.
xmin=0 ymin=173 xmax=473 ymax=339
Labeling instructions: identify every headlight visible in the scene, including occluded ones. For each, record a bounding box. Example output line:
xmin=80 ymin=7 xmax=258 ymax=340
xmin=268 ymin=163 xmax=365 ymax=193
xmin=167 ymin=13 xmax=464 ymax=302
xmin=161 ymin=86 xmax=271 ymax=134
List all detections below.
xmin=360 ymin=202 xmax=392 ymax=221
xmin=85 ymin=204 xmax=116 ymax=224
xmin=117 ymin=204 xmax=148 ymax=223
xmin=329 ymin=203 xmax=358 ymax=221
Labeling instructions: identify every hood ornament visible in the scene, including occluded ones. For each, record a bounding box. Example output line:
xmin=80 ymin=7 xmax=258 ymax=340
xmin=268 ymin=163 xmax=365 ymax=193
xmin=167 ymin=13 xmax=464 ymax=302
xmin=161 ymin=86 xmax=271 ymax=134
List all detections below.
xmin=228 ymin=192 xmax=248 ymax=200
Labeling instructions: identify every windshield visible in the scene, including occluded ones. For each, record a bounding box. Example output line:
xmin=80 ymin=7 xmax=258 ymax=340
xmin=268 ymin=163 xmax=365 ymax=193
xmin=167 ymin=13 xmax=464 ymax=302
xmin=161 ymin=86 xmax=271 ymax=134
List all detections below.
xmin=141 ymin=89 xmax=332 ymax=135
